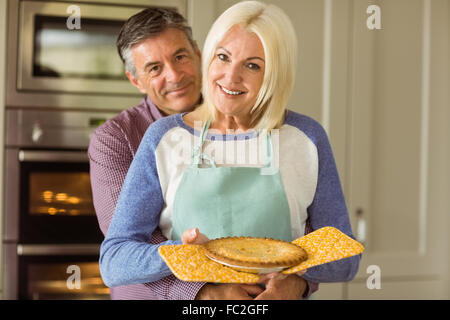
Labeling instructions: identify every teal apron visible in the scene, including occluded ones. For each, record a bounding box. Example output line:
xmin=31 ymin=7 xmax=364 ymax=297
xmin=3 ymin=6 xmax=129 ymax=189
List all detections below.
xmin=172 ymin=120 xmax=292 ymax=242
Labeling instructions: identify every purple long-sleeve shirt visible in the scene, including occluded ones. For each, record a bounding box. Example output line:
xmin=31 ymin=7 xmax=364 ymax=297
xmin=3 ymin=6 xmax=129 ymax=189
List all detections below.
xmin=89 ymin=97 xmax=318 ymax=299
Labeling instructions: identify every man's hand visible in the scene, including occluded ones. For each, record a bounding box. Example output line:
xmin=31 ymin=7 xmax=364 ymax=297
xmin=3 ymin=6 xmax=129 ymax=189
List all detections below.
xmin=195 ymin=283 xmax=264 ymax=300
xmin=254 ymin=273 xmax=307 ymax=300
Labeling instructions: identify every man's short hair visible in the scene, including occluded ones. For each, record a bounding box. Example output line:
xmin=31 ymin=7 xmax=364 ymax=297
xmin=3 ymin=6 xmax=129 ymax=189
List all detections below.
xmin=117 ymin=7 xmax=195 ymax=77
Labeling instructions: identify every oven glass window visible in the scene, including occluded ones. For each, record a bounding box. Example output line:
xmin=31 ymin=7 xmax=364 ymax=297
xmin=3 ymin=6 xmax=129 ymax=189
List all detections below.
xmin=27 ymin=261 xmax=109 ymax=300
xmin=29 ymin=172 xmax=94 ymax=216
xmin=33 ymin=15 xmax=126 ymax=80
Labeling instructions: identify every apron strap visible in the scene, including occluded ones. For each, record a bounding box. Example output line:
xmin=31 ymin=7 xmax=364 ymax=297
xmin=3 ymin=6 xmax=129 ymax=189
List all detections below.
xmin=191 ymin=120 xmax=216 ymax=168
xmin=261 ymin=130 xmax=274 ymax=169
xmin=191 ymin=121 xmax=275 ymax=169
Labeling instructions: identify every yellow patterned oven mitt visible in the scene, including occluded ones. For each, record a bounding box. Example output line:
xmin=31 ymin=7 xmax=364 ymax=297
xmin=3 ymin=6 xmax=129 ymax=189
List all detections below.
xmin=158 ymin=226 xmax=364 ymax=284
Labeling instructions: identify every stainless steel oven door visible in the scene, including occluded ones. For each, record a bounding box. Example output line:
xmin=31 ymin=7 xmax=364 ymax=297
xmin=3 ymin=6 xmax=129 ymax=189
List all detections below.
xmin=16 ymin=149 xmax=103 ymax=244
xmin=4 ymin=148 xmax=103 ymax=245
xmin=5 ymin=243 xmax=109 ymax=300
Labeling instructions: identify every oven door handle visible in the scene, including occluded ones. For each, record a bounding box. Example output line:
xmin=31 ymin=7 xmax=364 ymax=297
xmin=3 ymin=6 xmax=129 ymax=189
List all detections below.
xmin=18 ymin=150 xmax=89 ymax=163
xmin=17 ymin=244 xmax=100 ymax=256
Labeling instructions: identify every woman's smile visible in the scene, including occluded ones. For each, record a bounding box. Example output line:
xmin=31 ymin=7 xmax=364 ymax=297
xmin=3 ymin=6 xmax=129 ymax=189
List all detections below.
xmin=218 ymin=83 xmax=246 ymax=96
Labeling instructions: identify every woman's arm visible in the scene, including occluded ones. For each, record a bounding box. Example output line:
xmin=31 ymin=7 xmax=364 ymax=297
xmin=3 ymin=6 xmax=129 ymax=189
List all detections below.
xmin=299 ymin=116 xmax=361 ymax=283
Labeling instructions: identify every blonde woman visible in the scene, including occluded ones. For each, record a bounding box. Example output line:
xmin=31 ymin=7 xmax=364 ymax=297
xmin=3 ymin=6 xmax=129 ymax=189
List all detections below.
xmin=100 ymin=1 xmax=360 ymax=300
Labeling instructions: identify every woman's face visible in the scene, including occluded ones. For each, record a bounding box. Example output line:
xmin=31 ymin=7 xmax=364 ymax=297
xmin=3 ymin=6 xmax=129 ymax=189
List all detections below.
xmin=208 ymin=25 xmax=265 ymax=121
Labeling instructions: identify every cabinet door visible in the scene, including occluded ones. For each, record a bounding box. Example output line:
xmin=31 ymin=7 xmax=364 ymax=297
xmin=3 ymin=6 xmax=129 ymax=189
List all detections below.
xmin=346 ymin=0 xmax=449 ymax=299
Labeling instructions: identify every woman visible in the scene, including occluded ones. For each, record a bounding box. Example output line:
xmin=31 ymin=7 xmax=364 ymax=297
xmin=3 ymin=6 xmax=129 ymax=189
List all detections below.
xmin=100 ymin=1 xmax=360 ymax=299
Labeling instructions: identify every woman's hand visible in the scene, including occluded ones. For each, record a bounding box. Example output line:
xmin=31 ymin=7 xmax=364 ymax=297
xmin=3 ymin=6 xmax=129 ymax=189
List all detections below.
xmin=181 ymin=227 xmax=210 ymax=244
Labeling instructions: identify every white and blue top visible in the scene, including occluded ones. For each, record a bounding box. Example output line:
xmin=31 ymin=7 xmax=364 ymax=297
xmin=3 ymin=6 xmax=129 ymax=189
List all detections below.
xmin=100 ymin=110 xmax=361 ymax=287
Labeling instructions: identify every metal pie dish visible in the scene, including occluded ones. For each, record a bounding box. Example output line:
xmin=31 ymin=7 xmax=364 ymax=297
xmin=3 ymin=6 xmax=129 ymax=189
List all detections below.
xmin=204 ymin=252 xmax=289 ymax=274
xmin=202 ymin=236 xmax=308 ymax=274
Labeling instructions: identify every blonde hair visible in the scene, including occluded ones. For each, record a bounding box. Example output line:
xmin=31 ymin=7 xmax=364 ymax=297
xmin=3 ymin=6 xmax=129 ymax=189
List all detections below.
xmin=198 ymin=1 xmax=298 ymax=130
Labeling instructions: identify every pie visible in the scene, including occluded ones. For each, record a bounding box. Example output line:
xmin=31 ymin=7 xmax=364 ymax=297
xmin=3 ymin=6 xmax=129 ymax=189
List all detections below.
xmin=203 ymin=237 xmax=308 ymax=268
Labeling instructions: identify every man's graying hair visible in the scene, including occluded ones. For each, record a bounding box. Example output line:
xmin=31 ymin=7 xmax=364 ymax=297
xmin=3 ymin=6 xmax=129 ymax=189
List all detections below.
xmin=116 ymin=7 xmax=195 ymax=78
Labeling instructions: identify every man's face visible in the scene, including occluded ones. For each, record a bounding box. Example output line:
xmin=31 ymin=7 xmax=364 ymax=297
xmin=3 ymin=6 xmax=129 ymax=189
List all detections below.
xmin=126 ymin=28 xmax=202 ymax=115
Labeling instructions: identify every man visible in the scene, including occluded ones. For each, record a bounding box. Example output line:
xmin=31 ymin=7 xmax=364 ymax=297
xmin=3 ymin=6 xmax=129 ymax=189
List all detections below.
xmin=89 ymin=7 xmax=317 ymax=300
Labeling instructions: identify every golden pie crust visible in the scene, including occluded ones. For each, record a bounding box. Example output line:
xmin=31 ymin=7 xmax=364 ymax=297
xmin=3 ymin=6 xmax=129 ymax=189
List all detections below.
xmin=203 ymin=237 xmax=308 ymax=268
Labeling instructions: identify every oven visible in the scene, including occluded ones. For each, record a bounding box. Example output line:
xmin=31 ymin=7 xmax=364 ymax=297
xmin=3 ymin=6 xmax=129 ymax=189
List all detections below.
xmin=3 ymin=109 xmax=117 ymax=299
xmin=5 ymin=0 xmax=187 ymax=111
xmin=16 ymin=150 xmax=101 ymax=244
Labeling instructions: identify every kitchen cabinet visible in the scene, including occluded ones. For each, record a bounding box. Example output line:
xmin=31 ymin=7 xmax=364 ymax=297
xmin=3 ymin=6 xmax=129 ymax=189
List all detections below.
xmin=345 ymin=0 xmax=449 ymax=299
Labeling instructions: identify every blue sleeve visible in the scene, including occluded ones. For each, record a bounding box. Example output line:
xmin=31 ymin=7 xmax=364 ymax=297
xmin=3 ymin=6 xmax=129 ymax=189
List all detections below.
xmin=99 ymin=117 xmax=181 ymax=288
xmin=285 ymin=111 xmax=361 ymax=283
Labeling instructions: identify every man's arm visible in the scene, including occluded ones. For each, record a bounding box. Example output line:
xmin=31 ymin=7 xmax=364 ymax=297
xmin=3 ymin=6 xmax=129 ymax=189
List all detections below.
xmin=89 ymin=122 xmax=205 ymax=299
